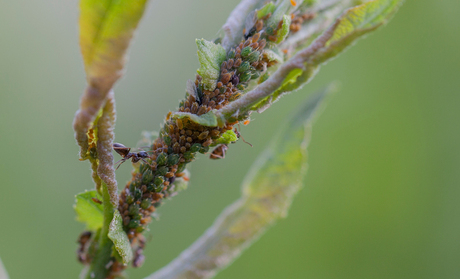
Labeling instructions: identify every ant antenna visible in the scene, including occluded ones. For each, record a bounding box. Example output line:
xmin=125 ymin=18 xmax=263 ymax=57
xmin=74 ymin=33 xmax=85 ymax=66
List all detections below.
xmin=237 ymin=123 xmax=253 ymax=147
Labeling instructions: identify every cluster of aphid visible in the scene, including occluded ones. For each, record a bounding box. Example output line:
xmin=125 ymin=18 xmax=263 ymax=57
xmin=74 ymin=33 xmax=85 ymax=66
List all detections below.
xmin=78 ymin=4 xmax=303 ymax=278
xmin=289 ymin=11 xmax=316 ymax=33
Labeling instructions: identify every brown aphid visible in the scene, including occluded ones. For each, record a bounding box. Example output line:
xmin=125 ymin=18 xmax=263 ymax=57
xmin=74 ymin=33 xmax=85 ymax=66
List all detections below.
xmin=211 ymin=129 xmax=220 ymax=137
xmin=234 ymin=58 xmax=242 ymax=67
xmin=91 ymin=197 xmax=102 ymax=204
xmin=221 ymin=73 xmax=232 ymax=84
xmin=202 ymin=138 xmax=213 ymax=147
xmin=226 ymin=59 xmax=234 ymax=69
xmin=176 ymin=119 xmax=184 ymax=129
xmin=77 ymin=231 xmax=92 ymax=263
xmin=191 ymin=102 xmax=199 ymax=114
xmin=210 ymin=144 xmax=228 ymax=160
xmin=258 ymin=39 xmax=266 ymax=50
xmin=198 ymin=130 xmax=209 ymax=140
xmin=256 ymin=20 xmax=264 ymax=31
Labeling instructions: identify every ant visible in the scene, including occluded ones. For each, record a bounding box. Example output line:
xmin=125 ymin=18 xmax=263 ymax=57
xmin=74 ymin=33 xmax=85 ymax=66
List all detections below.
xmin=113 ymin=143 xmax=150 ymax=170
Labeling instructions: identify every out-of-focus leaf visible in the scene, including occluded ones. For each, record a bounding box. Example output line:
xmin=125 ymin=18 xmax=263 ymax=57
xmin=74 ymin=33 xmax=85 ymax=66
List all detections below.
xmin=256 ymin=2 xmax=276 ymax=19
xmin=75 ymin=190 xmax=104 ymax=231
xmin=275 ymin=15 xmax=292 ymax=43
xmin=196 ymin=39 xmax=226 ymax=91
xmin=147 ymin=90 xmax=329 ymax=279
xmin=79 ymin=0 xmax=148 ymax=90
xmin=171 ymin=111 xmax=218 ymax=128
xmin=108 ymin=210 xmax=133 ymax=265
xmin=312 ymin=0 xmax=403 ymax=64
xmin=0 ymin=258 xmax=9 ymax=279
xmin=242 ymin=91 xmax=325 ymax=207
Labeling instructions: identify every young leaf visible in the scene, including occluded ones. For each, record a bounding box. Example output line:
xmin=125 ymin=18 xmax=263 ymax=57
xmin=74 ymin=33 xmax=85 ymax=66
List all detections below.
xmin=108 ymin=210 xmax=133 ymax=265
xmin=74 ymin=190 xmax=104 ymax=230
xmin=79 ymin=0 xmax=149 ymax=90
xmin=312 ymin=0 xmax=403 ymax=64
xmin=171 ymin=111 xmax=219 ymax=128
xmin=256 ymin=2 xmax=276 ymax=19
xmin=275 ymin=15 xmax=292 ymax=44
xmin=212 ymin=129 xmax=238 ymax=146
xmin=196 ymin=39 xmax=227 ymax=91
xmin=280 ymin=0 xmax=403 ymax=95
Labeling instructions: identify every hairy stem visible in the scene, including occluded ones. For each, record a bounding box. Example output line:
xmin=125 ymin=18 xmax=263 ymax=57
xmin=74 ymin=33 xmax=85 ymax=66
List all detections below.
xmin=97 ymin=91 xmax=118 ymax=207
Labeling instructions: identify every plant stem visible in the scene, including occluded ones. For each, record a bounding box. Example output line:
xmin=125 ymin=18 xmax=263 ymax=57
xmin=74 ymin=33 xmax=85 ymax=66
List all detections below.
xmin=86 ymin=182 xmax=115 ymax=279
xmin=146 ymin=92 xmax=327 ymax=279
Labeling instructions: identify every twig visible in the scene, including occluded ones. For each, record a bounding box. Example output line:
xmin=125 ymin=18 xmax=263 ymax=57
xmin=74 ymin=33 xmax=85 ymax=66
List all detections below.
xmin=146 ymin=92 xmax=327 ymax=279
xmin=96 ymin=91 xmax=118 ymax=207
xmin=73 ymin=84 xmax=111 ymax=160
xmin=215 ymin=17 xmax=339 ymax=122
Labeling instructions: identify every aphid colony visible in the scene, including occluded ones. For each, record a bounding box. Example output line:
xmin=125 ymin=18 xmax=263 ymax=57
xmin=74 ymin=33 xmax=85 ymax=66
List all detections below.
xmin=289 ymin=12 xmax=316 ymax=33
xmin=88 ymin=5 xmax=298 ymax=277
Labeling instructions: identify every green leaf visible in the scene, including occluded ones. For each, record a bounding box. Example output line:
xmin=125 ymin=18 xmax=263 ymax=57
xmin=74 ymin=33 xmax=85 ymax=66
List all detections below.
xmin=256 ymin=2 xmax=276 ymax=19
xmin=108 ymin=210 xmax=133 ymax=265
xmin=171 ymin=111 xmax=218 ymax=127
xmin=79 ymin=0 xmax=148 ymax=90
xmin=275 ymin=15 xmax=291 ymax=44
xmin=243 ymin=91 xmax=326 ymax=203
xmin=196 ymin=39 xmax=226 ymax=91
xmin=75 ymin=190 xmax=104 ymax=230
xmin=266 ymin=0 xmax=292 ymax=31
xmin=212 ymin=129 xmax=238 ymax=146
xmin=263 ymin=48 xmax=284 ymax=64
xmin=313 ymin=0 xmax=403 ymax=64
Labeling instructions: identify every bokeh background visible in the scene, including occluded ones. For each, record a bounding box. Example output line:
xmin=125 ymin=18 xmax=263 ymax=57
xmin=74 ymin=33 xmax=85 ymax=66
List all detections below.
xmin=1 ymin=0 xmax=459 ymax=278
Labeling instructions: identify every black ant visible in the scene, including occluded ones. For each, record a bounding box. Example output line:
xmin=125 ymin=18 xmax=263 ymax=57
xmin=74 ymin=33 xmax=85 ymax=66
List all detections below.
xmin=113 ymin=143 xmax=150 ymax=170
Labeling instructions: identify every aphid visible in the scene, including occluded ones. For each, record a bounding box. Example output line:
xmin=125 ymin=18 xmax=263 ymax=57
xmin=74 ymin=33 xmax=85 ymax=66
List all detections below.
xmin=77 ymin=231 xmax=92 ymax=263
xmin=113 ymin=143 xmax=150 ymax=170
xmin=91 ymin=197 xmax=102 ymax=204
xmin=210 ymin=144 xmax=228 ymax=160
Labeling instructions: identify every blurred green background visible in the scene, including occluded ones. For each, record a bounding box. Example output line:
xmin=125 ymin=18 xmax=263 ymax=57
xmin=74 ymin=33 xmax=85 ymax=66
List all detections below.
xmin=1 ymin=0 xmax=459 ymax=278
